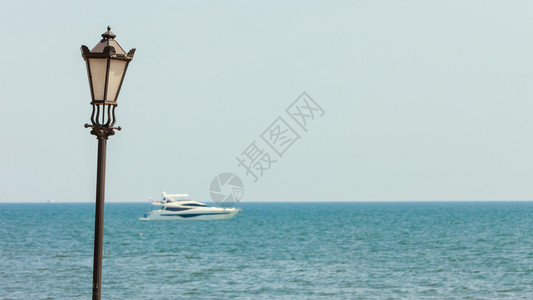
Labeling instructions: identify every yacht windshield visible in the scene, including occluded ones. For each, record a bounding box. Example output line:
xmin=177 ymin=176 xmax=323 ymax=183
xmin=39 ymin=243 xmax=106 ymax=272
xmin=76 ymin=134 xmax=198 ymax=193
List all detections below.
xmin=164 ymin=207 xmax=191 ymax=211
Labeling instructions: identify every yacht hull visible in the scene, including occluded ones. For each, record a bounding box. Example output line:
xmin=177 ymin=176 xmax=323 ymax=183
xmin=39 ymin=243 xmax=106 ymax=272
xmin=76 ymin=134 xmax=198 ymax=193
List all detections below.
xmin=140 ymin=208 xmax=241 ymax=221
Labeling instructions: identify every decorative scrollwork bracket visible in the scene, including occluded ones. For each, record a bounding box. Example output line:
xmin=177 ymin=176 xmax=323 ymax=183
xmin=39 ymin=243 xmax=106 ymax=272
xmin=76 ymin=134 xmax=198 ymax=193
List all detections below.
xmin=85 ymin=103 xmax=121 ymax=140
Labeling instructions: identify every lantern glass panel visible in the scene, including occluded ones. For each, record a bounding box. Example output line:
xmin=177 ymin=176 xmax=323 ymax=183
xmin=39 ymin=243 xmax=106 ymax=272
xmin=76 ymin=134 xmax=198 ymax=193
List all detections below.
xmin=88 ymin=58 xmax=108 ymax=101
xmin=106 ymin=59 xmax=128 ymax=102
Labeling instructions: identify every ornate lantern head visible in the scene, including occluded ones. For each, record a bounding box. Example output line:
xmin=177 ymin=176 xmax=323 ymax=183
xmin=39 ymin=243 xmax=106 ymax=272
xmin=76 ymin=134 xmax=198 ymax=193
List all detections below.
xmin=81 ymin=26 xmax=135 ymax=106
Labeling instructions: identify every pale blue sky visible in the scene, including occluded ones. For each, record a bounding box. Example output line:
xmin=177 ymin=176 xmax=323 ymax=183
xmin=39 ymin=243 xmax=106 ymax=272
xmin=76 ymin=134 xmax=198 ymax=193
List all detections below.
xmin=1 ymin=0 xmax=532 ymax=202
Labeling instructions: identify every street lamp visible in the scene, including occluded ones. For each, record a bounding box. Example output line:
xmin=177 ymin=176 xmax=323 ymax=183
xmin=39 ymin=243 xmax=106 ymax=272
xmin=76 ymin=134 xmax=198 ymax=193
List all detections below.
xmin=81 ymin=26 xmax=135 ymax=300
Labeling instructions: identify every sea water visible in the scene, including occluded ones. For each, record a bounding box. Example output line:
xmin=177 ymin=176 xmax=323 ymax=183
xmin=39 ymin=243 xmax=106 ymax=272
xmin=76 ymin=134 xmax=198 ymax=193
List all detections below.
xmin=1 ymin=202 xmax=532 ymax=299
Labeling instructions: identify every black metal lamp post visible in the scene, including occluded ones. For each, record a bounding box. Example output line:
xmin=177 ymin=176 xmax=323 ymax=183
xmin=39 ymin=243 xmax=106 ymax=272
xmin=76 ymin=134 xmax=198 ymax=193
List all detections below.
xmin=81 ymin=26 xmax=135 ymax=300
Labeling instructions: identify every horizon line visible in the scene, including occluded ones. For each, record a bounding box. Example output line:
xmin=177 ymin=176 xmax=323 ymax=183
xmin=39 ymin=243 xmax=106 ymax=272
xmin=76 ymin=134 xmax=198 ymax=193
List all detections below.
xmin=1 ymin=200 xmax=532 ymax=204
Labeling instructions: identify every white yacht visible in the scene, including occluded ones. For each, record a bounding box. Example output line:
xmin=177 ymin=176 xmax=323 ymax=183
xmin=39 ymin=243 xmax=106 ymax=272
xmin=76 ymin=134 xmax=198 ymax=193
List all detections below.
xmin=139 ymin=193 xmax=241 ymax=221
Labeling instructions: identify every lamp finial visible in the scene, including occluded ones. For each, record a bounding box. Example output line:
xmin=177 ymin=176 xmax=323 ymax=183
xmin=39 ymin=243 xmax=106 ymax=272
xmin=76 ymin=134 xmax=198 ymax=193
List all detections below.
xmin=101 ymin=26 xmax=116 ymax=39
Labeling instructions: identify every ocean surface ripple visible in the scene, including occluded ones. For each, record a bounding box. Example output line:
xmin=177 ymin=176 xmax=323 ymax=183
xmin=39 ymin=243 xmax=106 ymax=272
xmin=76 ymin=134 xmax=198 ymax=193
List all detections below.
xmin=1 ymin=202 xmax=532 ymax=299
